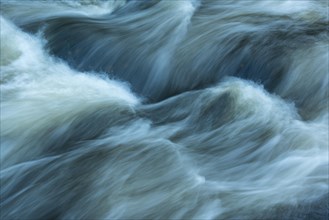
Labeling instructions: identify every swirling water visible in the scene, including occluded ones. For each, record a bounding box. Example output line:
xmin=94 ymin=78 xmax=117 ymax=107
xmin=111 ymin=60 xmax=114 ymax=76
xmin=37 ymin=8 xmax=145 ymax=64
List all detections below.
xmin=0 ymin=0 xmax=328 ymax=219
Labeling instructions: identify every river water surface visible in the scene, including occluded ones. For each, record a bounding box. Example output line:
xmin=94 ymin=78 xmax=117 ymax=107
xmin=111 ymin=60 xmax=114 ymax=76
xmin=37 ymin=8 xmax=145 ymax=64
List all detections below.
xmin=0 ymin=0 xmax=328 ymax=219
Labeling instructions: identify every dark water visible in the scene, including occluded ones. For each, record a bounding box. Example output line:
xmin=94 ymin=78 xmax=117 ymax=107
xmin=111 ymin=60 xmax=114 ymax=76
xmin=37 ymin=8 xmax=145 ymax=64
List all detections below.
xmin=1 ymin=0 xmax=328 ymax=219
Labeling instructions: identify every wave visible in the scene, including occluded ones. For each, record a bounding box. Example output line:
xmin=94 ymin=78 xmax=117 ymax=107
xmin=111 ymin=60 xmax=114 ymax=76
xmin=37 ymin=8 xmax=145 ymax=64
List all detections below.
xmin=1 ymin=0 xmax=328 ymax=219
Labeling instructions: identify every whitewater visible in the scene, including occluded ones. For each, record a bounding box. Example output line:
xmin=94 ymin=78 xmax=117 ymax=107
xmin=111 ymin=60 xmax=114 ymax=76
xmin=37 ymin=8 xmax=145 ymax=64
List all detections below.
xmin=0 ymin=0 xmax=328 ymax=219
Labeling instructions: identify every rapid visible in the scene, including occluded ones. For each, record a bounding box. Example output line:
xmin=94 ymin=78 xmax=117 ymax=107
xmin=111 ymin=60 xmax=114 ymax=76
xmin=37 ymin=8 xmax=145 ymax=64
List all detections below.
xmin=0 ymin=0 xmax=328 ymax=219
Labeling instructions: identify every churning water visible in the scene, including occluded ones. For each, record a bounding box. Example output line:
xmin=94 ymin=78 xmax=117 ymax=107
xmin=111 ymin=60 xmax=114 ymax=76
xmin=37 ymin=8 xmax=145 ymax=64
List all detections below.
xmin=0 ymin=0 xmax=328 ymax=219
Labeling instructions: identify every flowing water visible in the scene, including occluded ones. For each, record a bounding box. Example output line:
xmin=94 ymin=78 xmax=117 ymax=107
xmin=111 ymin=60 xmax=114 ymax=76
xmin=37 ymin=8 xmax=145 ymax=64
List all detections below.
xmin=0 ymin=0 xmax=328 ymax=219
